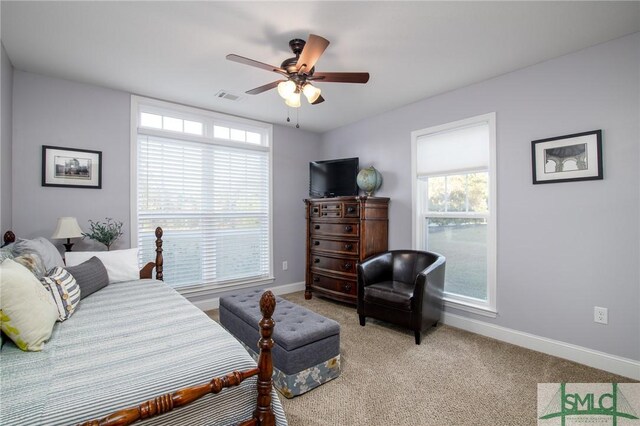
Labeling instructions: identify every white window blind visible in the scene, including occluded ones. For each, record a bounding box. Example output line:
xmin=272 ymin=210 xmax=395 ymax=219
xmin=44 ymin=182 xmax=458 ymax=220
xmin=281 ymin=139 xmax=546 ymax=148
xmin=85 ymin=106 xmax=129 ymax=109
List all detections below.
xmin=134 ymin=97 xmax=272 ymax=290
xmin=416 ymin=123 xmax=489 ymax=176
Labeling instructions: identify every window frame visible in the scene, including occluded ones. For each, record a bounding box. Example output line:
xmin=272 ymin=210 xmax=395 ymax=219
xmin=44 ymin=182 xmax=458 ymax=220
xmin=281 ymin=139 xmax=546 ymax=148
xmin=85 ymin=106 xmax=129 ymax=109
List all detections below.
xmin=130 ymin=95 xmax=274 ymax=295
xmin=411 ymin=112 xmax=497 ymax=316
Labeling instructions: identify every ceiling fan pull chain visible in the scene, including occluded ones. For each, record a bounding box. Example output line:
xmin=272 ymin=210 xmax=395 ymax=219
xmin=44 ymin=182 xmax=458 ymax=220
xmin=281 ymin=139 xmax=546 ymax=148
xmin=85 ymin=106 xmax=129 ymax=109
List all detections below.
xmin=286 ymin=106 xmax=291 ymax=123
xmin=296 ymin=108 xmax=300 ymax=129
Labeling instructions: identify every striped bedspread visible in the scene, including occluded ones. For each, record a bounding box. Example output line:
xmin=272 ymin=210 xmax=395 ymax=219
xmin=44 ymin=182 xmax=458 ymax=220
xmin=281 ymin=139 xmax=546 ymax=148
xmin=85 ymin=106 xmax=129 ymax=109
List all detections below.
xmin=0 ymin=279 xmax=287 ymax=426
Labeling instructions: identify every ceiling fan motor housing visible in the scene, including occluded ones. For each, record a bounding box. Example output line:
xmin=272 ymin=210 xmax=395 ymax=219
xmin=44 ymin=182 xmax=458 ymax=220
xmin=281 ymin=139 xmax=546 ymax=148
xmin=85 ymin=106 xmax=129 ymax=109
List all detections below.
xmin=282 ymin=39 xmax=314 ymax=75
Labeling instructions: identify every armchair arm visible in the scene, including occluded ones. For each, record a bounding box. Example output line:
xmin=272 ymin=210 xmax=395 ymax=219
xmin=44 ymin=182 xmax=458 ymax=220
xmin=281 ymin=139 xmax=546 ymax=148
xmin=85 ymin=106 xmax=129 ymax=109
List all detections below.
xmin=412 ymin=255 xmax=446 ymax=312
xmin=357 ymin=251 xmax=393 ymax=310
xmin=357 ymin=252 xmax=393 ymax=289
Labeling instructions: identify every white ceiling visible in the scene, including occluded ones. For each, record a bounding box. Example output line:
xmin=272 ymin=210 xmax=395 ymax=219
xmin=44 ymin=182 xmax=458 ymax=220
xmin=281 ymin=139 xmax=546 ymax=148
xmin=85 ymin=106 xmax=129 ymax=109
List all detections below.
xmin=2 ymin=1 xmax=638 ymax=133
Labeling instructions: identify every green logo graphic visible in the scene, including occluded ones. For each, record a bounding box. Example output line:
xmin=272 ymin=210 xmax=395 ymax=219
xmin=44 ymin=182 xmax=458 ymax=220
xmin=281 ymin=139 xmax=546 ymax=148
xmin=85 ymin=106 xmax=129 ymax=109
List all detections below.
xmin=539 ymin=383 xmax=639 ymax=425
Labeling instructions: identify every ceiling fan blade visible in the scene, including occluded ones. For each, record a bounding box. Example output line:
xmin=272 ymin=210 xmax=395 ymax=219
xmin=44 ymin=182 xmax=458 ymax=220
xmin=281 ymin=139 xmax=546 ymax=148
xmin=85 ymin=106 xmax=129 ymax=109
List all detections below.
xmin=245 ymin=80 xmax=283 ymax=95
xmin=226 ymin=54 xmax=286 ymax=75
xmin=296 ymin=34 xmax=330 ymax=74
xmin=311 ymin=94 xmax=325 ymax=105
xmin=311 ymin=72 xmax=370 ymax=84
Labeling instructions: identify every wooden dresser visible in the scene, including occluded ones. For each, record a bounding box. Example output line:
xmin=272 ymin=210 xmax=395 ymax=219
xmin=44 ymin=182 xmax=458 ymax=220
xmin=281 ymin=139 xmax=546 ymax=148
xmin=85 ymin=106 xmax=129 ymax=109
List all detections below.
xmin=304 ymin=196 xmax=389 ymax=305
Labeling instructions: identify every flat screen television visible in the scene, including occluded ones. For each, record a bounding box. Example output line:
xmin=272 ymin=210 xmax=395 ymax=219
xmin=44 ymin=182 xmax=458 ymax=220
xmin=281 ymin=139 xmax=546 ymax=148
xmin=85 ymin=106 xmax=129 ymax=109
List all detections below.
xmin=309 ymin=157 xmax=359 ymax=198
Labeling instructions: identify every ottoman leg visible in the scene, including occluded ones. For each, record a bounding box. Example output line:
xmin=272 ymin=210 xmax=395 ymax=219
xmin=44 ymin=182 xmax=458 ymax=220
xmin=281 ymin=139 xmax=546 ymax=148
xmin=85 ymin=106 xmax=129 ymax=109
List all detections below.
xmin=359 ymin=315 xmax=365 ymax=326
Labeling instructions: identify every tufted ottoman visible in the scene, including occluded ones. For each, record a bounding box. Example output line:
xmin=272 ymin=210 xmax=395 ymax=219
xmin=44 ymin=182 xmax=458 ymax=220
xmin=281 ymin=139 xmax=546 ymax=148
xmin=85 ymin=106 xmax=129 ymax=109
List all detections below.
xmin=219 ymin=289 xmax=341 ymax=398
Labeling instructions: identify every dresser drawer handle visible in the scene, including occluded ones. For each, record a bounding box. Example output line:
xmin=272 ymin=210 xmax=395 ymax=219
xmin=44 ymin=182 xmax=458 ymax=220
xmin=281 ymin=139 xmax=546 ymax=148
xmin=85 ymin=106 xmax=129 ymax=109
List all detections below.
xmin=314 ymin=258 xmax=320 ymax=264
xmin=313 ymin=276 xmax=320 ymax=282
xmin=314 ymin=241 xmax=320 ymax=246
xmin=314 ymin=224 xmax=320 ymax=230
xmin=344 ymin=283 xmax=352 ymax=292
xmin=344 ymin=243 xmax=353 ymax=251
xmin=347 ymin=206 xmax=355 ymax=213
xmin=322 ymin=212 xmax=327 ymax=216
xmin=344 ymin=225 xmax=353 ymax=232
xmin=313 ymin=207 xmax=319 ymax=213
xmin=343 ymin=262 xmax=352 ymax=270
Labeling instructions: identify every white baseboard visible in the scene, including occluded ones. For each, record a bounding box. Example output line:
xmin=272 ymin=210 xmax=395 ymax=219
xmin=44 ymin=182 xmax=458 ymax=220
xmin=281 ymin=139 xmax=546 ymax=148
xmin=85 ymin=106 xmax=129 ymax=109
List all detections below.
xmin=443 ymin=312 xmax=640 ymax=380
xmin=190 ymin=281 xmax=305 ymax=312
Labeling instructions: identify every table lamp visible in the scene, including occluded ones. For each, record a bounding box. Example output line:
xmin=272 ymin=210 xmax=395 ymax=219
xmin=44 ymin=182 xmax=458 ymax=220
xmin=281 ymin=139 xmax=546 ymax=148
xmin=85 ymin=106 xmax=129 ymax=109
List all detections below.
xmin=52 ymin=217 xmax=83 ymax=252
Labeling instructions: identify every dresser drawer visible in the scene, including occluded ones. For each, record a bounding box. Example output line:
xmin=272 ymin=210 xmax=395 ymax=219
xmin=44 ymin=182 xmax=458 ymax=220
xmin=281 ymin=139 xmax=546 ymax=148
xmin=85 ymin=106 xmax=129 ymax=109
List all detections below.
xmin=310 ymin=222 xmax=359 ymax=237
xmin=309 ymin=204 xmax=321 ymax=218
xmin=343 ymin=203 xmax=359 ymax=217
xmin=310 ymin=238 xmax=359 ymax=255
xmin=310 ymin=273 xmax=356 ymax=296
xmin=310 ymin=254 xmax=357 ymax=276
xmin=312 ymin=202 xmax=360 ymax=218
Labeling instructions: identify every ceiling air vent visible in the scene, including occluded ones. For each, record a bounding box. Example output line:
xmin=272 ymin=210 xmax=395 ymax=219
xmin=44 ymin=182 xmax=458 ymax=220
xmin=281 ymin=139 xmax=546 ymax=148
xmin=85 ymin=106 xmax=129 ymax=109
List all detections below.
xmin=215 ymin=90 xmax=242 ymax=101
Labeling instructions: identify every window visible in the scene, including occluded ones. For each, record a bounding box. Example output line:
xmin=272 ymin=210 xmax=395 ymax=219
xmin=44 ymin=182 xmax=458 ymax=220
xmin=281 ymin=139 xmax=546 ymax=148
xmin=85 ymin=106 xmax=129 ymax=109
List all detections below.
xmin=132 ymin=96 xmax=273 ymax=292
xmin=411 ymin=113 xmax=496 ymax=315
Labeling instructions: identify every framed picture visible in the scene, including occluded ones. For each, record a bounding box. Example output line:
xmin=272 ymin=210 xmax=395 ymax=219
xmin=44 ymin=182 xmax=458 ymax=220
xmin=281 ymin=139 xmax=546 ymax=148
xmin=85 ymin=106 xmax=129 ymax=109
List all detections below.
xmin=42 ymin=145 xmax=102 ymax=188
xmin=531 ymin=130 xmax=602 ymax=184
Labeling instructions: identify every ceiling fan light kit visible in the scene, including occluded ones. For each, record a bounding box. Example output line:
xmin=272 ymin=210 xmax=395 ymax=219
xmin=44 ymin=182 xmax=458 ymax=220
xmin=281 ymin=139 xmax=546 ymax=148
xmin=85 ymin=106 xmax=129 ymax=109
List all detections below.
xmin=227 ymin=34 xmax=370 ymax=114
xmin=284 ymin=91 xmax=301 ymax=108
xmin=277 ymin=80 xmax=296 ymax=99
xmin=302 ymin=83 xmax=322 ymax=104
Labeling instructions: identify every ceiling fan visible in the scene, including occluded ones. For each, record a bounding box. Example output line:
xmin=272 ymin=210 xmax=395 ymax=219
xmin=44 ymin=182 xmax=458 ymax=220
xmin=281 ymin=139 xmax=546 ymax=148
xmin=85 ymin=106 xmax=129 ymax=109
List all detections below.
xmin=226 ymin=34 xmax=370 ymax=107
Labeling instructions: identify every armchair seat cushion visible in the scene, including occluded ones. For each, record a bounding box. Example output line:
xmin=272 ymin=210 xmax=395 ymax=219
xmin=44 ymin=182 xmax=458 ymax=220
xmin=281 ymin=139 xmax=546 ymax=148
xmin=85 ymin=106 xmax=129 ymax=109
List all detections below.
xmin=363 ymin=280 xmax=413 ymax=310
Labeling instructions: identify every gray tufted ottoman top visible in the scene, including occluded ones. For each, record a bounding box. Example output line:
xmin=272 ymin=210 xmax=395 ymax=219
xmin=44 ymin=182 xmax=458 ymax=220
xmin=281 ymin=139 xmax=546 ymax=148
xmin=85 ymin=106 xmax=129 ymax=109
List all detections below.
xmin=219 ymin=289 xmax=340 ymax=351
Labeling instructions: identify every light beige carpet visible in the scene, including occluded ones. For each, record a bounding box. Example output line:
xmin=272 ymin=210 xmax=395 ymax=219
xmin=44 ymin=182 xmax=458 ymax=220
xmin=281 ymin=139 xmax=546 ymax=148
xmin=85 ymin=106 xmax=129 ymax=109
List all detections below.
xmin=207 ymin=291 xmax=632 ymax=426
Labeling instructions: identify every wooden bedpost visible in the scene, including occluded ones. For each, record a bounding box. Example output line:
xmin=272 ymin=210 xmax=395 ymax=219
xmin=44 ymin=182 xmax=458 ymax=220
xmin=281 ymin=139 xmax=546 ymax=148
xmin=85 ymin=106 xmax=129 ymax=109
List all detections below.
xmin=2 ymin=230 xmax=15 ymax=247
xmin=155 ymin=227 xmax=163 ymax=281
xmin=254 ymin=290 xmax=276 ymax=426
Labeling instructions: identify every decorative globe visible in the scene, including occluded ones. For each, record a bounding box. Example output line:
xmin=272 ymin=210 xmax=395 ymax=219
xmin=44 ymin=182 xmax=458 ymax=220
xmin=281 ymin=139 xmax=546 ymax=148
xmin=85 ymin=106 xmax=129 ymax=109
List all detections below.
xmin=356 ymin=166 xmax=383 ymax=196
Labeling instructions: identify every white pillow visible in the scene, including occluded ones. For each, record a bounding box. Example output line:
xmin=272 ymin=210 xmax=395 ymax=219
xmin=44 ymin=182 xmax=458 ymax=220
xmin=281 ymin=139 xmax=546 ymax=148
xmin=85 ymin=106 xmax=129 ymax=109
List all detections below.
xmin=65 ymin=248 xmax=139 ymax=283
xmin=0 ymin=259 xmax=59 ymax=351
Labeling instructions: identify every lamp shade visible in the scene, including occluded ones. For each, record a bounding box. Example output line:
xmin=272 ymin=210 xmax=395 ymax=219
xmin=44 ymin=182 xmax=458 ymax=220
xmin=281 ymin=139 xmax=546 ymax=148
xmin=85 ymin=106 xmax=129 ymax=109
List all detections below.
xmin=285 ymin=91 xmax=301 ymax=108
xmin=51 ymin=217 xmax=83 ymax=239
xmin=277 ymin=80 xmax=296 ymax=99
xmin=302 ymin=83 xmax=322 ymax=104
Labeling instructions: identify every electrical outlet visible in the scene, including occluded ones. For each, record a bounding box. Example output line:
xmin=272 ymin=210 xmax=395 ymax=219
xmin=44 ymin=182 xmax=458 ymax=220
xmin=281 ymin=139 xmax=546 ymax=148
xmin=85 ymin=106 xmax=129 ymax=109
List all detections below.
xmin=282 ymin=261 xmax=288 ymax=271
xmin=594 ymin=306 xmax=608 ymax=324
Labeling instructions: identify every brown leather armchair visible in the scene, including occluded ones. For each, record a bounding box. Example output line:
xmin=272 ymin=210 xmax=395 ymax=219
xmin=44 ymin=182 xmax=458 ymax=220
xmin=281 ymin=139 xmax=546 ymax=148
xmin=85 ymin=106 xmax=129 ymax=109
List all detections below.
xmin=357 ymin=250 xmax=446 ymax=345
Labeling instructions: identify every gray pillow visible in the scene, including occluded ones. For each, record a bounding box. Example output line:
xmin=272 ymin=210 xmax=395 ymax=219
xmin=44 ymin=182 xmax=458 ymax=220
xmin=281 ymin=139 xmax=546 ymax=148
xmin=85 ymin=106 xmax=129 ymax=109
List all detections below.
xmin=65 ymin=256 xmax=109 ymax=299
xmin=13 ymin=237 xmax=64 ymax=271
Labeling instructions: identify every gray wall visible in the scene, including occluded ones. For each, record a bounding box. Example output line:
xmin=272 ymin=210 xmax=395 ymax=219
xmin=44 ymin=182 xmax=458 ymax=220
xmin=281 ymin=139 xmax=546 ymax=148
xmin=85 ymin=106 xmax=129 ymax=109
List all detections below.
xmin=321 ymin=33 xmax=640 ymax=360
xmin=12 ymin=71 xmax=131 ymax=250
xmin=11 ymin=70 xmax=321 ymax=287
xmin=1 ymin=43 xmax=12 ymax=233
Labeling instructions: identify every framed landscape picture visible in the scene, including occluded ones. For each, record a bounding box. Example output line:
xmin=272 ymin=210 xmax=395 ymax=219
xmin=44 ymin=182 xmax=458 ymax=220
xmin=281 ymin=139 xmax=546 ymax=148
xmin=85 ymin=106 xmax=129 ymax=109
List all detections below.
xmin=42 ymin=145 xmax=102 ymax=188
xmin=531 ymin=130 xmax=602 ymax=184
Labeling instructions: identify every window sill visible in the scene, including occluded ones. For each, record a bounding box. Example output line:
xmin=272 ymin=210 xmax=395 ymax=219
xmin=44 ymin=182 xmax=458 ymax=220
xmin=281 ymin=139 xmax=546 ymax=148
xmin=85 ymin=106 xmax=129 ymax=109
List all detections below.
xmin=176 ymin=277 xmax=275 ymax=298
xmin=443 ymin=298 xmax=497 ymax=318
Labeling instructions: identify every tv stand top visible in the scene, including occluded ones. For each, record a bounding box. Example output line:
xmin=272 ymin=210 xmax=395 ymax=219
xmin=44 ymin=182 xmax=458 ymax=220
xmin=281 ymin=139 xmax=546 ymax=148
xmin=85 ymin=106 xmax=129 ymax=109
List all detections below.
xmin=304 ymin=195 xmax=390 ymax=203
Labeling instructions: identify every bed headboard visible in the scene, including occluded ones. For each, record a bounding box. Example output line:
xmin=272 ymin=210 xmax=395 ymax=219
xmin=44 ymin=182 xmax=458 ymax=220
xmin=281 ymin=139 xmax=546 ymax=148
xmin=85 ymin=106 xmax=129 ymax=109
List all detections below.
xmin=2 ymin=227 xmax=164 ymax=281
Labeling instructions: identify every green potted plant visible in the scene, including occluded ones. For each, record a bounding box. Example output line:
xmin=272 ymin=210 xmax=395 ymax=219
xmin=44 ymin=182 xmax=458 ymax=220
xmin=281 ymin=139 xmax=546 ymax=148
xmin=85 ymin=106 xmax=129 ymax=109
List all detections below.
xmin=82 ymin=218 xmax=124 ymax=251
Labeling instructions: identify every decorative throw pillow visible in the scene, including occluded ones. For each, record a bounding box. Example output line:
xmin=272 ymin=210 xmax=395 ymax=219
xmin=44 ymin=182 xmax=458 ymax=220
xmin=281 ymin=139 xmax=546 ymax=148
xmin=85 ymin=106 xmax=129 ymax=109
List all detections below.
xmin=13 ymin=253 xmax=47 ymax=279
xmin=65 ymin=248 xmax=139 ymax=284
xmin=0 ymin=259 xmax=58 ymax=351
xmin=13 ymin=237 xmax=65 ymax=271
xmin=41 ymin=267 xmax=81 ymax=321
xmin=64 ymin=257 xmax=109 ymax=299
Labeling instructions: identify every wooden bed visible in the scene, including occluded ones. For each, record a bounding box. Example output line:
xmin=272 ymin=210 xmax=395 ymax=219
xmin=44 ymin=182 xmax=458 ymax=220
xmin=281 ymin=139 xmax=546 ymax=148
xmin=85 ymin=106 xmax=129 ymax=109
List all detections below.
xmin=1 ymin=228 xmax=279 ymax=426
